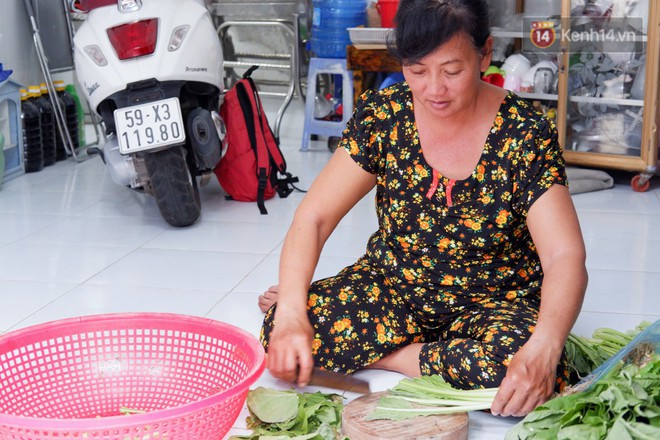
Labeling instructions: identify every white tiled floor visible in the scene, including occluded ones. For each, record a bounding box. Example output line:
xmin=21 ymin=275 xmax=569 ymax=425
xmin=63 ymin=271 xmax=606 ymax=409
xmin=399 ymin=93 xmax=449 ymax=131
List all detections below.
xmin=1 ymin=97 xmax=659 ymax=439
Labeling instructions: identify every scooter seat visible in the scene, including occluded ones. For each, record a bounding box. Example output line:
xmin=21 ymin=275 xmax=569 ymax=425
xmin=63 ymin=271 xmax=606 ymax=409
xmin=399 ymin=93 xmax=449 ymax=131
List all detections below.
xmin=76 ymin=0 xmax=117 ymax=12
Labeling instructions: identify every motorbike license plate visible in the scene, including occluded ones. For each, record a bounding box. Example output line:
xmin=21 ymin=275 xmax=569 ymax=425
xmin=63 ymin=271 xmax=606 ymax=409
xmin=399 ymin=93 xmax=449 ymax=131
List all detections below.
xmin=115 ymin=98 xmax=186 ymax=154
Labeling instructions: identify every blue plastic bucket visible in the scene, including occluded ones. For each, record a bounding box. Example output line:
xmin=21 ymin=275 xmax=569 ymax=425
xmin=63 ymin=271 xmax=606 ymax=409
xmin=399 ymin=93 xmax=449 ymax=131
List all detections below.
xmin=311 ymin=0 xmax=367 ymax=58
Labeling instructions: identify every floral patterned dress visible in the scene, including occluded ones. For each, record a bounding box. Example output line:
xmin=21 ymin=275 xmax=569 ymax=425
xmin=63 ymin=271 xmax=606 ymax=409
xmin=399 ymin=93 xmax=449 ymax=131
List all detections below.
xmin=261 ymin=82 xmax=571 ymax=391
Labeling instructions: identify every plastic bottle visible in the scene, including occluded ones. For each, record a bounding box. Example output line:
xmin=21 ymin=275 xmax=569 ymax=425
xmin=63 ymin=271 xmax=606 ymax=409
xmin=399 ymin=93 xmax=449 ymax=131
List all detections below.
xmin=21 ymin=88 xmax=44 ymax=173
xmin=311 ymin=0 xmax=368 ymax=58
xmin=65 ymin=84 xmax=86 ymax=148
xmin=30 ymin=84 xmax=56 ymax=167
xmin=54 ymin=80 xmax=79 ymax=159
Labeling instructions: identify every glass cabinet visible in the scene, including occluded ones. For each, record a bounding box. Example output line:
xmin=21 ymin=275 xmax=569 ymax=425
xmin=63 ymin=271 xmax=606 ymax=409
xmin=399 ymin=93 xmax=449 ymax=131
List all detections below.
xmin=487 ymin=0 xmax=658 ymax=191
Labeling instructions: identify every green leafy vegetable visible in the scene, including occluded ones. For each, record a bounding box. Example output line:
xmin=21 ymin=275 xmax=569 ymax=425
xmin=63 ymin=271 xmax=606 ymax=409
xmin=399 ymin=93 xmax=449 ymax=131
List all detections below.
xmin=246 ymin=387 xmax=300 ymax=424
xmin=230 ymin=387 xmax=346 ymax=440
xmin=367 ymin=375 xmax=498 ymax=421
xmin=565 ymin=321 xmax=651 ymax=379
xmin=505 ymin=355 xmax=660 ymax=440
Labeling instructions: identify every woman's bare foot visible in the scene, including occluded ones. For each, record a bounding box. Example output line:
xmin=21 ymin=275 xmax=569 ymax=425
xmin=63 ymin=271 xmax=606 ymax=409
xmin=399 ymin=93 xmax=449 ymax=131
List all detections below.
xmin=258 ymin=285 xmax=279 ymax=313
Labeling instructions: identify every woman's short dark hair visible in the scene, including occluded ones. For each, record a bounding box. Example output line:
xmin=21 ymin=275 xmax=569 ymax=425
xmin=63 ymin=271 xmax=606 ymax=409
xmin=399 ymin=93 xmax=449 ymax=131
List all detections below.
xmin=389 ymin=0 xmax=491 ymax=64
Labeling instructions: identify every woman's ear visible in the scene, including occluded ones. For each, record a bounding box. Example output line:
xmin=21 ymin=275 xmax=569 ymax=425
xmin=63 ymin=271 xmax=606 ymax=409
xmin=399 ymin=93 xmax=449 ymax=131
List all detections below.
xmin=480 ymin=36 xmax=494 ymax=73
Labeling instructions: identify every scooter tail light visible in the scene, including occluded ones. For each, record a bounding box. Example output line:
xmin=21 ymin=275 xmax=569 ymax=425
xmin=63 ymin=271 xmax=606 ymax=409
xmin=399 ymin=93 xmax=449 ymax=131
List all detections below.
xmin=168 ymin=25 xmax=190 ymax=52
xmin=107 ymin=18 xmax=158 ymax=60
xmin=83 ymin=45 xmax=108 ymax=66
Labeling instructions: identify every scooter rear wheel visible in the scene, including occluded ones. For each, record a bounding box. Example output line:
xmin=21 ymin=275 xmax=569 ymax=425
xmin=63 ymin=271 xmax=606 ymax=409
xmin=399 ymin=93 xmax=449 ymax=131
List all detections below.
xmin=144 ymin=146 xmax=201 ymax=227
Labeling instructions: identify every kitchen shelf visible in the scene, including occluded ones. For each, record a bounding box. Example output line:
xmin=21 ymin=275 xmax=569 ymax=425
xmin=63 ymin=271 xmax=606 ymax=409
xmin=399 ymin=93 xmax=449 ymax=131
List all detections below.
xmin=488 ymin=0 xmax=659 ymax=191
xmin=568 ymin=96 xmax=644 ymax=107
xmin=518 ymin=92 xmax=559 ymax=102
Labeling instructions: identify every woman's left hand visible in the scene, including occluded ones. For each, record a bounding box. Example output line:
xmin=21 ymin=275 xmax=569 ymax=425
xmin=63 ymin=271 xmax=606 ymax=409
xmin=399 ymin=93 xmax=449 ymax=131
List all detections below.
xmin=490 ymin=184 xmax=587 ymax=417
xmin=489 ymin=338 xmax=559 ymax=417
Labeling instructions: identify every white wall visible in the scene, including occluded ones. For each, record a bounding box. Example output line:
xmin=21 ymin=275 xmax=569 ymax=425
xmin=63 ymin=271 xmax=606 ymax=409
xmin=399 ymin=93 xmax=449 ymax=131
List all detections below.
xmin=0 ymin=0 xmax=46 ymax=88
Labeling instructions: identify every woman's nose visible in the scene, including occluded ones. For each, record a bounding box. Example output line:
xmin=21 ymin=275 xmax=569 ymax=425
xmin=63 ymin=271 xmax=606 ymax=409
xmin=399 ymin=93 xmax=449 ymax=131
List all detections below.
xmin=426 ymin=73 xmax=448 ymax=95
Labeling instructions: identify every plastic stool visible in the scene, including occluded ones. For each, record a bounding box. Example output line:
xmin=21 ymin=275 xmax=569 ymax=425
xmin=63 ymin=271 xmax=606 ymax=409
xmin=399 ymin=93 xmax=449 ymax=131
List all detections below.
xmin=301 ymin=58 xmax=354 ymax=151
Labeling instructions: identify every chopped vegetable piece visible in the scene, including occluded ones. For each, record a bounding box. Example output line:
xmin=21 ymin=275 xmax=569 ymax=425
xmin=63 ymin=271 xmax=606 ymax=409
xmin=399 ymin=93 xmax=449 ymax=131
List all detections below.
xmin=119 ymin=406 xmax=147 ymax=415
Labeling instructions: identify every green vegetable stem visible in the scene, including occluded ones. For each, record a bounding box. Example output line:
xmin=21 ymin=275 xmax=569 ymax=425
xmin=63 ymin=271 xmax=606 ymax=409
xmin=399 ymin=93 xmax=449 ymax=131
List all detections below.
xmin=367 ymin=375 xmax=498 ymax=421
xmin=565 ymin=321 xmax=652 ymax=379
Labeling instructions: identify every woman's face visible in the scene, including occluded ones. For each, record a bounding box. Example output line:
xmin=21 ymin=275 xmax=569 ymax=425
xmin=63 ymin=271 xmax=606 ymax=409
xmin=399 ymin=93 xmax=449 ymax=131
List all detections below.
xmin=402 ymin=32 xmax=492 ymax=119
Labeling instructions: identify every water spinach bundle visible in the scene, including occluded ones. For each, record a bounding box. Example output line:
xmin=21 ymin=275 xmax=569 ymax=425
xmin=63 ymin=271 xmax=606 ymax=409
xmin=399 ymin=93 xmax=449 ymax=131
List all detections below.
xmin=505 ymin=354 xmax=660 ymax=440
xmin=565 ymin=321 xmax=652 ymax=379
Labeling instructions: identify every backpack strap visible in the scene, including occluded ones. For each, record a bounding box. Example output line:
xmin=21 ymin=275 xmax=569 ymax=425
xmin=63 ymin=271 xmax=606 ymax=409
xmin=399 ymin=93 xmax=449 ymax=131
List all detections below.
xmin=244 ymin=76 xmax=300 ymax=198
xmin=243 ymin=65 xmax=259 ymax=79
xmin=235 ymin=79 xmax=270 ymax=214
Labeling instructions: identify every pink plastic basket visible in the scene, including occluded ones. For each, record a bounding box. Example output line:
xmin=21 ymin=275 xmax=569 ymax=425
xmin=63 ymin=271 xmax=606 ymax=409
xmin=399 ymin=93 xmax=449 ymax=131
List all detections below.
xmin=0 ymin=313 xmax=265 ymax=439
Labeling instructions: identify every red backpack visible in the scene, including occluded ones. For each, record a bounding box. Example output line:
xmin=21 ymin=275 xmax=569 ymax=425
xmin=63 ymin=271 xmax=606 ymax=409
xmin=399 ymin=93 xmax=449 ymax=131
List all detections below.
xmin=214 ymin=66 xmax=300 ymax=214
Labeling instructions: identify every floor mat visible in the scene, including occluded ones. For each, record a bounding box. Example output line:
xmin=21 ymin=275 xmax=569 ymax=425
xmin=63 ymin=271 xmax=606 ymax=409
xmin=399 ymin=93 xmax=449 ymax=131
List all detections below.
xmin=567 ymin=167 xmax=614 ymax=195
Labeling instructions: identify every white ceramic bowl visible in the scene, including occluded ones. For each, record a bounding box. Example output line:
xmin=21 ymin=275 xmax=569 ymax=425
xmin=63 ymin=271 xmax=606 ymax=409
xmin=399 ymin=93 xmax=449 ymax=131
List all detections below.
xmin=501 ymin=53 xmax=532 ymax=77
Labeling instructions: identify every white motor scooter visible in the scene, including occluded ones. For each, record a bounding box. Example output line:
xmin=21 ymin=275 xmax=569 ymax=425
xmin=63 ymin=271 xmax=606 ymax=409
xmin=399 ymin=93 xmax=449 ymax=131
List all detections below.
xmin=71 ymin=0 xmax=225 ymax=227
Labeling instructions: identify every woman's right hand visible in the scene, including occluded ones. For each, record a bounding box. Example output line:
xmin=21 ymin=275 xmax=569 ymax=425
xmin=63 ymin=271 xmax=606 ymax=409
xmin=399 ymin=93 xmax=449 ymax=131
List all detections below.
xmin=264 ymin=149 xmax=377 ymax=387
xmin=266 ymin=307 xmax=315 ymax=387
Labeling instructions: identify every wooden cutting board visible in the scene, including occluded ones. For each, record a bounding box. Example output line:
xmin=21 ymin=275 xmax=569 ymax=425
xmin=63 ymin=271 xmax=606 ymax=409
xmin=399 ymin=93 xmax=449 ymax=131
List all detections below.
xmin=342 ymin=392 xmax=469 ymax=440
